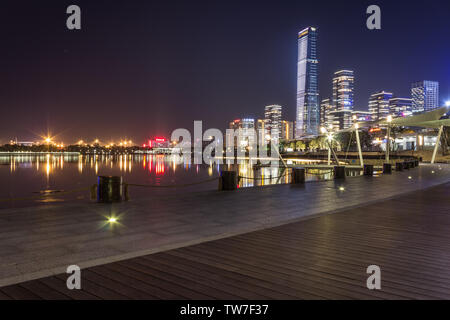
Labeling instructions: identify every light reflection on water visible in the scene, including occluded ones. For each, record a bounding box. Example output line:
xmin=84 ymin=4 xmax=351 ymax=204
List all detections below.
xmin=0 ymin=153 xmax=352 ymax=209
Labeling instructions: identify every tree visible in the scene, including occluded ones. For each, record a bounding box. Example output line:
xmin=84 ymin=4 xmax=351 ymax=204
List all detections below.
xmin=295 ymin=140 xmax=306 ymax=151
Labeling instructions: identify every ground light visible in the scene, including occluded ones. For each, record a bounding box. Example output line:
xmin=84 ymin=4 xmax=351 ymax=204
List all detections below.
xmin=339 ymin=186 xmax=345 ymax=191
xmin=108 ymin=217 xmax=117 ymax=223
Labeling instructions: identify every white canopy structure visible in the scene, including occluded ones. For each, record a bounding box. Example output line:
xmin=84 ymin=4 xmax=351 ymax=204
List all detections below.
xmin=379 ymin=107 xmax=450 ymax=163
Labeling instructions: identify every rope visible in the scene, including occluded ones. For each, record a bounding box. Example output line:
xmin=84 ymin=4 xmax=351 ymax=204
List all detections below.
xmin=126 ymin=177 xmax=220 ymax=189
xmin=305 ymin=169 xmax=334 ymax=175
xmin=0 ymin=187 xmax=90 ymax=203
xmin=238 ymin=175 xmax=288 ymax=180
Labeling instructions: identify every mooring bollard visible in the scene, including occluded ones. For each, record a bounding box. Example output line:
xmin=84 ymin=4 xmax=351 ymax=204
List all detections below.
xmin=403 ymin=162 xmax=409 ymax=170
xmin=395 ymin=162 xmax=403 ymax=171
xmin=408 ymin=161 xmax=414 ymax=169
xmin=414 ymin=159 xmax=419 ymax=167
xmin=383 ymin=163 xmax=392 ymax=174
xmin=363 ymin=164 xmax=374 ymax=176
xmin=220 ymin=170 xmax=237 ymax=191
xmin=291 ymin=168 xmax=305 ymax=184
xmin=97 ymin=176 xmax=123 ymax=203
xmin=334 ymin=166 xmax=346 ymax=180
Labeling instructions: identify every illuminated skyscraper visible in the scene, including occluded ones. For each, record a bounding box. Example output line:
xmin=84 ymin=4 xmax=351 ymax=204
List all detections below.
xmin=296 ymin=27 xmax=319 ymax=137
xmin=281 ymin=120 xmax=294 ymax=140
xmin=320 ymin=98 xmax=333 ymax=128
xmin=228 ymin=118 xmax=255 ymax=148
xmin=265 ymin=105 xmax=282 ymax=143
xmin=332 ymin=70 xmax=354 ymax=111
xmin=369 ymin=91 xmax=393 ymax=121
xmin=411 ymin=81 xmax=439 ymax=113
xmin=389 ymin=98 xmax=413 ymax=118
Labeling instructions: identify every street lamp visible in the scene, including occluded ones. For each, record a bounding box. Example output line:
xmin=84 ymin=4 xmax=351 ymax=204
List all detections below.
xmin=386 ymin=115 xmax=393 ymax=163
xmin=445 ymin=101 xmax=450 ymax=107
xmin=320 ymin=127 xmax=339 ymax=165
xmin=354 ymin=122 xmax=364 ymax=167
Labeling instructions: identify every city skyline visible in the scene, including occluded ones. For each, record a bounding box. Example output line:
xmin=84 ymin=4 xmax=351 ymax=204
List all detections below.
xmin=0 ymin=0 xmax=449 ymax=143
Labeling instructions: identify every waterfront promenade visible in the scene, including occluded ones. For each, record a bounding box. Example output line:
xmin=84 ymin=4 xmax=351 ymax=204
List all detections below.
xmin=0 ymin=164 xmax=449 ymax=298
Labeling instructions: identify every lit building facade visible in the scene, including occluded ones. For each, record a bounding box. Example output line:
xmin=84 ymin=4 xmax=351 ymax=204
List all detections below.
xmin=332 ymin=70 xmax=354 ymax=111
xmin=296 ymin=27 xmax=319 ymax=137
xmin=389 ymin=97 xmax=413 ymax=118
xmin=369 ymin=91 xmax=393 ymax=121
xmin=281 ymin=120 xmax=294 ymax=141
xmin=352 ymin=110 xmax=373 ymax=122
xmin=264 ymin=105 xmax=282 ymax=143
xmin=256 ymin=119 xmax=266 ymax=137
xmin=328 ymin=110 xmax=353 ymax=131
xmin=411 ymin=81 xmax=439 ymax=113
xmin=228 ymin=118 xmax=255 ymax=147
xmin=320 ymin=98 xmax=333 ymax=128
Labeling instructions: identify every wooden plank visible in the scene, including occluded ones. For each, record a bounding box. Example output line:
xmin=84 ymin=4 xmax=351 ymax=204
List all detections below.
xmin=54 ymin=274 xmax=127 ymax=300
xmin=2 ymin=182 xmax=450 ymax=300
xmin=0 ymin=285 xmax=42 ymax=300
xmin=115 ymin=259 xmax=215 ymax=300
xmin=38 ymin=276 xmax=99 ymax=300
xmin=20 ymin=280 xmax=70 ymax=300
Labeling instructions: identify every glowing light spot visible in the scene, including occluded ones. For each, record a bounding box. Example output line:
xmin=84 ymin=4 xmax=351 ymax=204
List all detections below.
xmin=339 ymin=186 xmax=345 ymax=191
xmin=108 ymin=217 xmax=117 ymax=223
xmin=408 ymin=176 xmax=412 ymax=180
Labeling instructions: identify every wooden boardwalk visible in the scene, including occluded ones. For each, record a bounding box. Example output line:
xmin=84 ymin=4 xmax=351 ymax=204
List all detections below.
xmin=1 ymin=182 xmax=449 ymax=300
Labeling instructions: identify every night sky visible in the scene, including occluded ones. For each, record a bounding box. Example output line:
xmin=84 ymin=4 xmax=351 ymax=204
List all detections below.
xmin=1 ymin=0 xmax=449 ymax=144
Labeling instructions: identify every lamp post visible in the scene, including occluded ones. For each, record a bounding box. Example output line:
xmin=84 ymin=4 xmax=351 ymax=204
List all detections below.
xmin=354 ymin=123 xmax=364 ymax=167
xmin=431 ymin=125 xmax=444 ymax=164
xmin=321 ymin=127 xmax=340 ymax=166
xmin=386 ymin=115 xmax=393 ymax=163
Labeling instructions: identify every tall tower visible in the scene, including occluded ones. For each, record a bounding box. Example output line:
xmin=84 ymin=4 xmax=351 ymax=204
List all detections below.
xmin=369 ymin=91 xmax=393 ymax=121
xmin=411 ymin=81 xmax=439 ymax=113
xmin=296 ymin=27 xmax=319 ymax=138
xmin=332 ymin=70 xmax=354 ymax=111
xmin=265 ymin=105 xmax=282 ymax=143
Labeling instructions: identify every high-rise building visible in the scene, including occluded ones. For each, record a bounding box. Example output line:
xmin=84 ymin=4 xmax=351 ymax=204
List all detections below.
xmin=228 ymin=118 xmax=255 ymax=147
xmin=320 ymin=98 xmax=333 ymax=128
xmin=352 ymin=110 xmax=373 ymax=122
xmin=256 ymin=119 xmax=266 ymax=135
xmin=332 ymin=70 xmax=354 ymax=111
xmin=369 ymin=91 xmax=393 ymax=121
xmin=328 ymin=110 xmax=353 ymax=131
xmin=389 ymin=98 xmax=413 ymax=118
xmin=281 ymin=120 xmax=294 ymax=141
xmin=411 ymin=81 xmax=439 ymax=113
xmin=265 ymin=105 xmax=282 ymax=143
xmin=296 ymin=27 xmax=319 ymax=138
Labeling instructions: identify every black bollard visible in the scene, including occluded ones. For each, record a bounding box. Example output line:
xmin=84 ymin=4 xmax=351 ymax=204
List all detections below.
xmin=395 ymin=162 xmax=403 ymax=171
xmin=364 ymin=164 xmax=374 ymax=176
xmin=383 ymin=163 xmax=392 ymax=174
xmin=334 ymin=166 xmax=346 ymax=180
xmin=403 ymin=162 xmax=409 ymax=170
xmin=220 ymin=170 xmax=237 ymax=191
xmin=408 ymin=161 xmax=414 ymax=169
xmin=291 ymin=168 xmax=305 ymax=184
xmin=97 ymin=176 xmax=123 ymax=203
xmin=415 ymin=159 xmax=419 ymax=167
